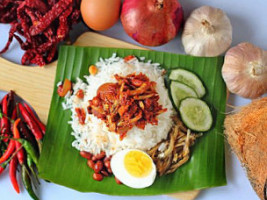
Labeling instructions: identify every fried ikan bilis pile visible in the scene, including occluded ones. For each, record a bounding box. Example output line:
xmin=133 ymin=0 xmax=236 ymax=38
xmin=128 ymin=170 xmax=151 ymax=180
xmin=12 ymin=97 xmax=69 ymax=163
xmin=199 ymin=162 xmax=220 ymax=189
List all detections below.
xmin=148 ymin=116 xmax=201 ymax=176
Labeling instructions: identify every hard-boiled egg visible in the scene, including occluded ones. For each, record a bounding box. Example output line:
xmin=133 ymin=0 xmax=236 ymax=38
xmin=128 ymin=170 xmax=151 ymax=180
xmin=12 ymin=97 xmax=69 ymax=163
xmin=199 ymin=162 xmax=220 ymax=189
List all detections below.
xmin=80 ymin=0 xmax=121 ymax=31
xmin=110 ymin=149 xmax=156 ymax=189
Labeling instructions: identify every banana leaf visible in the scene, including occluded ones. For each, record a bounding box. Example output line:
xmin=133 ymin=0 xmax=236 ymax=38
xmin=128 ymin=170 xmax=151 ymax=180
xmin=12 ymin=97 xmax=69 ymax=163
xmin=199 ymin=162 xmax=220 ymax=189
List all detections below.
xmin=38 ymin=46 xmax=227 ymax=195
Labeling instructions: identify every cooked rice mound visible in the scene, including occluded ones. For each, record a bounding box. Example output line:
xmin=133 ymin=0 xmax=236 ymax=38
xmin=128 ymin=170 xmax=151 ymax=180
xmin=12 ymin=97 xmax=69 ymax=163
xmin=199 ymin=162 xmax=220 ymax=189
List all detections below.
xmin=63 ymin=54 xmax=174 ymax=156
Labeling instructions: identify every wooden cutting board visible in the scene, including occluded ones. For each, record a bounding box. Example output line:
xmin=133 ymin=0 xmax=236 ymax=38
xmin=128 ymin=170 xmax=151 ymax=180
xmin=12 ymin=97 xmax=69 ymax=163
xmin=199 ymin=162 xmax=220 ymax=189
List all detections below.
xmin=0 ymin=32 xmax=199 ymax=200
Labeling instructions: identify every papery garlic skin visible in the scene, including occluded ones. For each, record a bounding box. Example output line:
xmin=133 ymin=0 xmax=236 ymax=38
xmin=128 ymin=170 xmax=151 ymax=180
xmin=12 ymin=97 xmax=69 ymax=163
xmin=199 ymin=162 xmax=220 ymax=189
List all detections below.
xmin=222 ymin=42 xmax=267 ymax=99
xmin=182 ymin=6 xmax=232 ymax=57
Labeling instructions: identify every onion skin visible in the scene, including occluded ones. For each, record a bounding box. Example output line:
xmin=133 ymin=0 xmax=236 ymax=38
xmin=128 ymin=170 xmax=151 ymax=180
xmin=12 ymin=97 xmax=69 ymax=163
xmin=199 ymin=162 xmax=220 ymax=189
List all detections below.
xmin=121 ymin=0 xmax=183 ymax=46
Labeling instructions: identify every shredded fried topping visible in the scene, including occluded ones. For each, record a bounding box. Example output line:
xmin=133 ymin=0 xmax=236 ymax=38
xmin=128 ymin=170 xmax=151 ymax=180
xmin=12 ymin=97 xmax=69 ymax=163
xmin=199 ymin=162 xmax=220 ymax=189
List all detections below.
xmin=87 ymin=73 xmax=167 ymax=140
xmin=148 ymin=116 xmax=201 ymax=176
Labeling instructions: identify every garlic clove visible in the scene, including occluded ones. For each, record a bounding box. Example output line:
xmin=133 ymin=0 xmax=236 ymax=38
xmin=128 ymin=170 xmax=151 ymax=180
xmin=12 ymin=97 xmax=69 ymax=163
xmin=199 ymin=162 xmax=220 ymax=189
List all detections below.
xmin=222 ymin=42 xmax=267 ymax=99
xmin=182 ymin=6 xmax=232 ymax=57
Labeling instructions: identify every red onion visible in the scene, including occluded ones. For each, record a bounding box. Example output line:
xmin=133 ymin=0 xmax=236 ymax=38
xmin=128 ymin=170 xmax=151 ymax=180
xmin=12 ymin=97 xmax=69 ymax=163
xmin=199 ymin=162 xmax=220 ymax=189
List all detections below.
xmin=121 ymin=0 xmax=184 ymax=46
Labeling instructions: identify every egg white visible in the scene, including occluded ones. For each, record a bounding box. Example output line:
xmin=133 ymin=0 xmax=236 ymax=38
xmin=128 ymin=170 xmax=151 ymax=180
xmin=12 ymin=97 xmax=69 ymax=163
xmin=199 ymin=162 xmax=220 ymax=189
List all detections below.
xmin=110 ymin=149 xmax=156 ymax=189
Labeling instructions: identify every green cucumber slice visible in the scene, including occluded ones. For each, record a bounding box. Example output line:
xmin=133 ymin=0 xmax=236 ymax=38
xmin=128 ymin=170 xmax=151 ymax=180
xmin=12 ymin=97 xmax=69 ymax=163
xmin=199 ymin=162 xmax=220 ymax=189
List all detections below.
xmin=179 ymin=97 xmax=213 ymax=132
xmin=170 ymin=81 xmax=198 ymax=108
xmin=169 ymin=69 xmax=206 ymax=98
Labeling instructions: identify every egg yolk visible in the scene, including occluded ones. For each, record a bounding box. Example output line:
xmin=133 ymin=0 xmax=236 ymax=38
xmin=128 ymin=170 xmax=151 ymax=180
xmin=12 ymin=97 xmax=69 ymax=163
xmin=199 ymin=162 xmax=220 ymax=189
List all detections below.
xmin=124 ymin=151 xmax=152 ymax=178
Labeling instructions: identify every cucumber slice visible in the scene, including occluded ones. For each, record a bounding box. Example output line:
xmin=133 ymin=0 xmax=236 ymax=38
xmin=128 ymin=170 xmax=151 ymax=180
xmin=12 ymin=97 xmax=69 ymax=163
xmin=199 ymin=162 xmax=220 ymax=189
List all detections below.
xmin=169 ymin=69 xmax=206 ymax=98
xmin=170 ymin=81 xmax=198 ymax=108
xmin=179 ymin=97 xmax=213 ymax=132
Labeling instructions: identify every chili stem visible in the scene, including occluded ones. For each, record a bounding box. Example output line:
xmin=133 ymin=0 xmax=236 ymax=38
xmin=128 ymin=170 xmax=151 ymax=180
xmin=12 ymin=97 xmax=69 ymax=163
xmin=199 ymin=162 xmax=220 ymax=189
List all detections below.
xmin=0 ymin=136 xmax=39 ymax=165
xmin=0 ymin=145 xmax=23 ymax=168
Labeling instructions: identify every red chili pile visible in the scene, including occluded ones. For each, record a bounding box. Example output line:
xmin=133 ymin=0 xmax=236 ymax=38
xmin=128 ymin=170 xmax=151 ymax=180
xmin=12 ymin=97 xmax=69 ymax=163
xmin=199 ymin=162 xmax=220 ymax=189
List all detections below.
xmin=0 ymin=0 xmax=81 ymax=66
xmin=88 ymin=72 xmax=167 ymax=140
xmin=0 ymin=91 xmax=45 ymax=200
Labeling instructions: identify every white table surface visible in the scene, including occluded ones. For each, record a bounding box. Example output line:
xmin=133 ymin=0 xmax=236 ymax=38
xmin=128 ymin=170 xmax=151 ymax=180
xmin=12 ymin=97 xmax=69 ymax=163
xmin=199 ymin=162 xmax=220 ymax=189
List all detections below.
xmin=0 ymin=0 xmax=266 ymax=199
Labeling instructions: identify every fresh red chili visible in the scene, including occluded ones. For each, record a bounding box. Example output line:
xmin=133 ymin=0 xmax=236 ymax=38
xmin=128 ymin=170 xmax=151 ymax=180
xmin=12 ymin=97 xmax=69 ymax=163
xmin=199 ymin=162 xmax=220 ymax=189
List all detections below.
xmin=13 ymin=119 xmax=25 ymax=165
xmin=2 ymin=94 xmax=8 ymax=115
xmin=6 ymin=91 xmax=15 ymax=118
xmin=0 ymin=95 xmax=3 ymax=105
xmin=0 ymin=142 xmax=19 ymax=177
xmin=18 ymin=103 xmax=43 ymax=141
xmin=19 ymin=120 xmax=38 ymax=152
xmin=1 ymin=95 xmax=10 ymax=142
xmin=0 ymin=143 xmax=23 ymax=177
xmin=9 ymin=157 xmax=20 ymax=193
xmin=0 ymin=108 xmax=2 ymax=134
xmin=0 ymin=140 xmax=15 ymax=164
xmin=23 ymin=103 xmax=46 ymax=135
xmin=0 ymin=166 xmax=5 ymax=176
xmin=10 ymin=108 xmax=17 ymax=133
xmin=11 ymin=108 xmax=17 ymax=120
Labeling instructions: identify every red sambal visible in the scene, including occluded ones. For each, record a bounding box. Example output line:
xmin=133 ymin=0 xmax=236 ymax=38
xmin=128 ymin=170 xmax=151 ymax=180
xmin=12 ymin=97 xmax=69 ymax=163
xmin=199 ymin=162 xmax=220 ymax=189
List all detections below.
xmin=87 ymin=73 xmax=167 ymax=140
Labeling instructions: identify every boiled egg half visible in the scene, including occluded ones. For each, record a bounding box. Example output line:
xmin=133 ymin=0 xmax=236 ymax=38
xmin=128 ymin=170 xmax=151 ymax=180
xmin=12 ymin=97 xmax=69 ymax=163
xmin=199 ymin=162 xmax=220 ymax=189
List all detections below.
xmin=110 ymin=149 xmax=156 ymax=189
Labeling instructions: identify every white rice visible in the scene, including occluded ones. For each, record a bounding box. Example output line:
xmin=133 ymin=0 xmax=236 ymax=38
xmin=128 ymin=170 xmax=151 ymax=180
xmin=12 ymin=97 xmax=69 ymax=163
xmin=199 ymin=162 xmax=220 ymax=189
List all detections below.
xmin=63 ymin=54 xmax=174 ymax=156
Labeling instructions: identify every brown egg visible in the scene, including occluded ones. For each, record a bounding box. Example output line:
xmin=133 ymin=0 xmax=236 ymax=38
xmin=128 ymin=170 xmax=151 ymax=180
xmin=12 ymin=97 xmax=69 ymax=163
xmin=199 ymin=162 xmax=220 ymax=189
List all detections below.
xmin=81 ymin=0 xmax=121 ymax=31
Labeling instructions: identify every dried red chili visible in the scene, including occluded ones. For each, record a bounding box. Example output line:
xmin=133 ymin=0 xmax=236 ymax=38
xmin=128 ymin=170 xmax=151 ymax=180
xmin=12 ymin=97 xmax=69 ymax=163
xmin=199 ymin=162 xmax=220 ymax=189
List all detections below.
xmin=0 ymin=1 xmax=20 ymax=23
xmin=57 ymin=5 xmax=73 ymax=40
xmin=0 ymin=0 xmax=81 ymax=66
xmin=0 ymin=23 xmax=19 ymax=54
xmin=29 ymin=0 xmax=72 ymax=36
xmin=47 ymin=44 xmax=57 ymax=63
xmin=25 ymin=0 xmax=48 ymax=14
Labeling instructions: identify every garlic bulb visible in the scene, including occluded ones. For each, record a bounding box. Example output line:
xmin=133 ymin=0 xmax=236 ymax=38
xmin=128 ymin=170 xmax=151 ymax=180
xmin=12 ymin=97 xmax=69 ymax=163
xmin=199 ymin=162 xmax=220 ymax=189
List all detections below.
xmin=222 ymin=42 xmax=267 ymax=99
xmin=182 ymin=6 xmax=232 ymax=57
